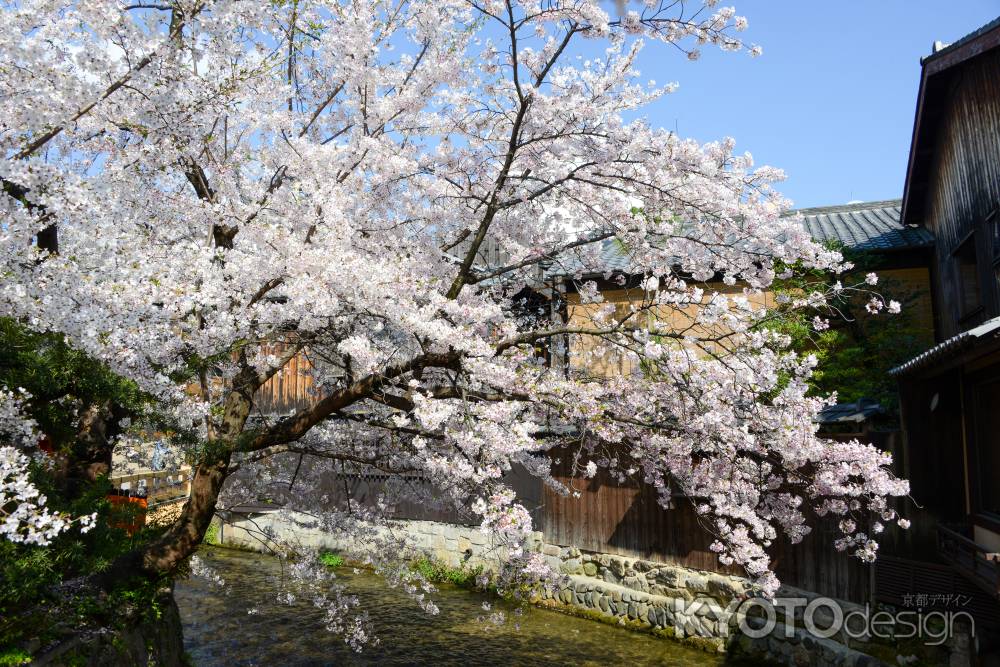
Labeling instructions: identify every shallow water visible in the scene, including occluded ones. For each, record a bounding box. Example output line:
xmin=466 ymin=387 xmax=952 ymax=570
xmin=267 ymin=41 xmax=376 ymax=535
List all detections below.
xmin=175 ymin=547 xmax=733 ymax=666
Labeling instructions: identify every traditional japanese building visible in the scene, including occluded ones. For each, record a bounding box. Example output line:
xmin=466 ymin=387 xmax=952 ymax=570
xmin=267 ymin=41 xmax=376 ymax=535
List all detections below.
xmin=890 ymin=18 xmax=1000 ymax=610
xmin=554 ymin=199 xmax=934 ymax=379
xmin=536 ymin=197 xmax=936 ymax=604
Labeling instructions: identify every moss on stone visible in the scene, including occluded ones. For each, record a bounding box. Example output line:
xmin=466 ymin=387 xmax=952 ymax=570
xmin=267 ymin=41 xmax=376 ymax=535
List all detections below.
xmin=410 ymin=556 xmax=484 ymax=589
xmin=202 ymin=520 xmax=220 ymax=546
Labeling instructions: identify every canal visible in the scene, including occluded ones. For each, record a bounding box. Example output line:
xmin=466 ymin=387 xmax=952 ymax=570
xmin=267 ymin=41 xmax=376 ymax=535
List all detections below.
xmin=176 ymin=547 xmax=735 ymax=666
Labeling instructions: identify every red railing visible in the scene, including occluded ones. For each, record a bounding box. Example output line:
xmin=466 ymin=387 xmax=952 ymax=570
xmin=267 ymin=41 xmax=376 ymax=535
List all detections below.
xmin=110 ymin=466 xmax=193 ymax=508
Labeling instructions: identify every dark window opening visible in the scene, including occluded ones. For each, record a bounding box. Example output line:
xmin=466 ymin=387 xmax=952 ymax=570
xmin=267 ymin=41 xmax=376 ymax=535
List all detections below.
xmin=974 ymin=378 xmax=1000 ymax=517
xmin=954 ymin=234 xmax=982 ymax=323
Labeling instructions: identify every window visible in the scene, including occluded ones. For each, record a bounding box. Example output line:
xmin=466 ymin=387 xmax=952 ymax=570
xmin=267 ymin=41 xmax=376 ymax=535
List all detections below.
xmin=954 ymin=234 xmax=982 ymax=322
xmin=974 ymin=378 xmax=1000 ymax=517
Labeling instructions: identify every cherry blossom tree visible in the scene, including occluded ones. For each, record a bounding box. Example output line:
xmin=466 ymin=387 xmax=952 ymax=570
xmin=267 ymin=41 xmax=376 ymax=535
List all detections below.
xmin=0 ymin=389 xmax=95 ymax=544
xmin=0 ymin=0 xmax=908 ymax=625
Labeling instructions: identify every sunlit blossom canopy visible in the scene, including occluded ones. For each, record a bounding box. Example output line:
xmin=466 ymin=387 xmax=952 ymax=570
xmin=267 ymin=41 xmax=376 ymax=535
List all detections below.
xmin=0 ymin=0 xmax=907 ymax=621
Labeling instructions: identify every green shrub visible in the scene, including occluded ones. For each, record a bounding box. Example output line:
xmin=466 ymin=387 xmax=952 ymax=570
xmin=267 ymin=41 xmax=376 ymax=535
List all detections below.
xmin=203 ymin=521 xmax=220 ymax=545
xmin=0 ymin=318 xmax=185 ymax=657
xmin=0 ymin=648 xmax=32 ymax=666
xmin=410 ymin=557 xmax=483 ymax=588
xmin=319 ymin=552 xmax=344 ymax=569
xmin=761 ymin=246 xmax=932 ymax=414
xmin=0 ymin=475 xmax=171 ymax=649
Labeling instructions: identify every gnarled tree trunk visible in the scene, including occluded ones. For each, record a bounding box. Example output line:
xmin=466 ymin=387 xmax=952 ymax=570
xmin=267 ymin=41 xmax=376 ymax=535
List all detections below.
xmin=141 ymin=453 xmax=231 ymax=575
xmin=137 ymin=368 xmax=257 ymax=577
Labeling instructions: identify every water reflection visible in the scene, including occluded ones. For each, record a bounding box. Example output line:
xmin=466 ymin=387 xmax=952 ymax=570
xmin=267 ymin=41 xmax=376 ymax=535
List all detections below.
xmin=176 ymin=547 xmax=734 ymax=666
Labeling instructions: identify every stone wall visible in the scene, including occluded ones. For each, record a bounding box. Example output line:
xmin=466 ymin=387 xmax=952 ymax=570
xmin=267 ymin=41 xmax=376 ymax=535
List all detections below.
xmin=537 ymin=545 xmax=890 ymax=666
xmin=219 ymin=511 xmax=893 ymax=666
xmin=219 ymin=509 xmax=538 ymax=571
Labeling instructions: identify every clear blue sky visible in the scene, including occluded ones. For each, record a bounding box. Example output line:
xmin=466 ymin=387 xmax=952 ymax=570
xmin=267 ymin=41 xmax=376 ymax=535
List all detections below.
xmin=630 ymin=1 xmax=999 ymax=209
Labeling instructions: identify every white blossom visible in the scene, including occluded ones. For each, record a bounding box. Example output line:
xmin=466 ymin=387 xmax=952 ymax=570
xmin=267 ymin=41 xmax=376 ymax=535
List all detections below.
xmin=0 ymin=389 xmax=93 ymax=545
xmin=0 ymin=0 xmax=908 ymax=624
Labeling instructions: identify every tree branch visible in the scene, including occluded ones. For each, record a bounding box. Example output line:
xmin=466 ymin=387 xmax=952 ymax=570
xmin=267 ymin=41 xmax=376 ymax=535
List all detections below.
xmin=12 ymin=7 xmax=193 ymax=160
xmin=246 ymin=351 xmax=460 ymax=451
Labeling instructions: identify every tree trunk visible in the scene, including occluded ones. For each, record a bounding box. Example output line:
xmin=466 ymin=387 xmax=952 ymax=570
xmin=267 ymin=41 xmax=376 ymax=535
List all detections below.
xmin=138 ymin=371 xmax=257 ymax=577
xmin=140 ymin=452 xmax=231 ymax=575
xmin=44 ymin=399 xmax=127 ymax=500
xmin=70 ymin=400 xmax=126 ymax=488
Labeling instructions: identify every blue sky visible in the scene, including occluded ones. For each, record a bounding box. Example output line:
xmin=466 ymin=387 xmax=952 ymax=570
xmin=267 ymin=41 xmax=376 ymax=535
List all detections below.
xmin=628 ymin=1 xmax=999 ymax=209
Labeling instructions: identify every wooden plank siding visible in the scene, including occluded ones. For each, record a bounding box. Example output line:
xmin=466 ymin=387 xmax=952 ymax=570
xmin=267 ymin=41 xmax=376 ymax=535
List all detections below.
xmin=541 ymin=455 xmax=873 ymax=601
xmin=253 ymin=345 xmax=320 ymax=414
xmin=542 ymin=466 xmax=731 ymax=573
xmin=917 ymin=48 xmax=1000 ymax=338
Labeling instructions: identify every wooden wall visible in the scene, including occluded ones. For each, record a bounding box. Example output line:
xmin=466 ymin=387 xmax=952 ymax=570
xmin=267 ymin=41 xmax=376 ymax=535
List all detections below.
xmin=253 ymin=347 xmax=319 ymax=414
xmin=920 ymin=49 xmax=1000 ymax=338
xmin=540 ymin=457 xmax=873 ymax=602
xmin=541 ymin=464 xmax=734 ymax=573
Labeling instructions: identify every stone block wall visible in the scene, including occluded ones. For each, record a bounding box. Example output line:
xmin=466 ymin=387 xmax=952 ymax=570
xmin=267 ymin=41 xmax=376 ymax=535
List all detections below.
xmin=219 ymin=511 xmax=889 ymax=666
xmin=219 ymin=510 xmax=538 ymax=571
xmin=529 ymin=545 xmax=887 ymax=666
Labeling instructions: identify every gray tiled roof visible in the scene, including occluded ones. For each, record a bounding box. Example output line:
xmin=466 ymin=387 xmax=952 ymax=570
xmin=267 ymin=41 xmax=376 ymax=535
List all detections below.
xmin=795 ymin=199 xmax=933 ymax=252
xmin=921 ymin=16 xmax=1000 ymax=65
xmin=889 ymin=315 xmax=1000 ymax=377
xmin=549 ymin=199 xmax=932 ymax=278
xmin=557 ymin=239 xmax=635 ymax=276
xmin=815 ymin=399 xmax=884 ymax=424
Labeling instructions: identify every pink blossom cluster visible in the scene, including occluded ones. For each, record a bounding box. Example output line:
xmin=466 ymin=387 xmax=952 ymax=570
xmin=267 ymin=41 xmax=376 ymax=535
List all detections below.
xmin=0 ymin=0 xmax=910 ymax=638
xmin=0 ymin=389 xmax=96 ymax=545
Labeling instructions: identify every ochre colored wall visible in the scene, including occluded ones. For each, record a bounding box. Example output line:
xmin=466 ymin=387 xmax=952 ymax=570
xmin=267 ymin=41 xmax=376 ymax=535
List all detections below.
xmin=564 ymin=283 xmax=777 ymax=378
xmin=565 ymin=267 xmax=934 ymax=378
xmin=875 ymin=266 xmax=935 ymax=345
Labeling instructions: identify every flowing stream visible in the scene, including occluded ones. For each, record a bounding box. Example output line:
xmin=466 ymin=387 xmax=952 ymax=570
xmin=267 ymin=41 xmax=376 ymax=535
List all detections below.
xmin=175 ymin=547 xmax=734 ymax=666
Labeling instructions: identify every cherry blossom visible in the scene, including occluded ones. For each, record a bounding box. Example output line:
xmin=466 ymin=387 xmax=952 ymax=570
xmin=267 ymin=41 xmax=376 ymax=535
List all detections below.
xmin=0 ymin=389 xmax=95 ymax=544
xmin=0 ymin=0 xmax=908 ymax=634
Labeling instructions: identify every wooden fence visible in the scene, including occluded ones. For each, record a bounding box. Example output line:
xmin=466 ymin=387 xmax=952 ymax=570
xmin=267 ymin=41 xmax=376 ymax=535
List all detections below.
xmin=539 ymin=458 xmax=873 ymax=603
xmin=323 ymin=469 xmax=468 ymax=524
xmin=540 ymin=466 xmax=735 ymax=573
xmin=313 ymin=462 xmax=545 ymax=527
